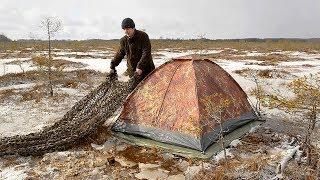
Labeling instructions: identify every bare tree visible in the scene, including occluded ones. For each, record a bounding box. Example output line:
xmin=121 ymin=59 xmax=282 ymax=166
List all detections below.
xmin=196 ymin=33 xmax=208 ymax=55
xmin=249 ymin=72 xmax=265 ymax=118
xmin=201 ymin=93 xmax=234 ymax=161
xmin=15 ymin=58 xmax=25 ymax=74
xmin=40 ymin=17 xmax=62 ymax=96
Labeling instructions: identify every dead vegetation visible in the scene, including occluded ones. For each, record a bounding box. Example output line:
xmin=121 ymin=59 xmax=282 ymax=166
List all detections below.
xmin=20 ymin=84 xmax=47 ymax=102
xmin=32 ymin=56 xmax=87 ymax=69
xmin=233 ymin=68 xmax=294 ymax=79
xmin=195 ymin=155 xmax=271 ymax=180
xmin=75 ymin=54 xmax=95 ymax=59
xmin=117 ymin=146 xmax=162 ymax=164
xmin=0 ymin=69 xmax=101 ymax=88
xmin=0 ymin=84 xmax=72 ymax=103
xmin=302 ymin=64 xmax=317 ymax=68
xmin=0 ymin=89 xmax=15 ymax=101
xmin=203 ymin=52 xmax=303 ymax=65
xmin=0 ymin=51 xmax=33 ymax=59
xmin=0 ymin=68 xmax=103 ymax=103
xmin=248 ymin=75 xmax=320 ymax=179
xmin=0 ymin=71 xmax=41 ymax=87
xmin=194 ymin=126 xmax=318 ymax=179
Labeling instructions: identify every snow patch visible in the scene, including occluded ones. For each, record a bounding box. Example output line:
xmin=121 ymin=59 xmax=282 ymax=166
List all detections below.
xmin=230 ymin=139 xmax=242 ymax=147
xmin=0 ymin=164 xmax=29 ymax=180
xmin=214 ymin=149 xmax=234 ymax=162
xmin=0 ymin=83 xmax=37 ymax=91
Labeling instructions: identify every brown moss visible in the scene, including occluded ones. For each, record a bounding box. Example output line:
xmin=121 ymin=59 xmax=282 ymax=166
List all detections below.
xmin=0 ymin=89 xmax=15 ymax=102
xmin=117 ymin=146 xmax=164 ymax=164
xmin=160 ymin=158 xmax=182 ymax=175
xmin=20 ymin=85 xmax=46 ymax=102
xmin=302 ymin=64 xmax=316 ymax=67
xmin=257 ymin=69 xmax=273 ymax=78
xmin=62 ymin=80 xmax=78 ymax=88
xmin=233 ymin=68 xmax=252 ymax=76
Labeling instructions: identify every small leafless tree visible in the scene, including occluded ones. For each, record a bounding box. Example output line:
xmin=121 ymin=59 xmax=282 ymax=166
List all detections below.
xmin=249 ymin=72 xmax=265 ymax=118
xmin=196 ymin=33 xmax=208 ymax=55
xmin=15 ymin=56 xmax=26 ymax=74
xmin=201 ymin=93 xmax=234 ymax=161
xmin=40 ymin=17 xmax=62 ymax=96
xmin=215 ymin=109 xmax=228 ymax=160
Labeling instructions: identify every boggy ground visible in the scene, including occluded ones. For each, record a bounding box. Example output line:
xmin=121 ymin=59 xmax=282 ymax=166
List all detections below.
xmin=0 ymin=47 xmax=319 ymax=179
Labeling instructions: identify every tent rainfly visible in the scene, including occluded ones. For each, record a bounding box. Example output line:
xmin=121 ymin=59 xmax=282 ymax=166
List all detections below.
xmin=113 ymin=57 xmax=258 ymax=152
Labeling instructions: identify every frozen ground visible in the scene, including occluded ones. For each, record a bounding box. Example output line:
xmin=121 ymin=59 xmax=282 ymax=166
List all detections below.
xmin=0 ymin=48 xmax=319 ymax=179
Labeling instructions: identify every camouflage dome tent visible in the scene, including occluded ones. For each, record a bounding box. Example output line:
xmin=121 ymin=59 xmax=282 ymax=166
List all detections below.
xmin=113 ymin=57 xmax=258 ymax=152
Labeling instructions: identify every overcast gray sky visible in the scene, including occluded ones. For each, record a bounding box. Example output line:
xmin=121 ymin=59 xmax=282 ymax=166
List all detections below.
xmin=1 ymin=0 xmax=319 ymax=40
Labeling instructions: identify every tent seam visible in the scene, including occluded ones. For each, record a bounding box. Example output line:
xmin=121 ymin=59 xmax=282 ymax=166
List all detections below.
xmin=153 ymin=61 xmax=182 ymax=124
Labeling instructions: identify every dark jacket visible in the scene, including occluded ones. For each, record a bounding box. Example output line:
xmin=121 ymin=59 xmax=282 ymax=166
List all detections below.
xmin=111 ymin=29 xmax=155 ymax=78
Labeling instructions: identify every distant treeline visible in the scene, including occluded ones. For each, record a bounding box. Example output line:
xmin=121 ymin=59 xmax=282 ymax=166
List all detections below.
xmin=1 ymin=37 xmax=320 ymax=52
xmin=0 ymin=34 xmax=12 ymax=42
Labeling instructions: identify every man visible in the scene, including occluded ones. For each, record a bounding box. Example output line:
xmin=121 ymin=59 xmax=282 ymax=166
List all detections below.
xmin=109 ymin=18 xmax=155 ymax=84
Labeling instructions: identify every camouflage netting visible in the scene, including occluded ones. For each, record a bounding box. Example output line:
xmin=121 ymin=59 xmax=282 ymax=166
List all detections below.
xmin=0 ymin=74 xmax=138 ymax=156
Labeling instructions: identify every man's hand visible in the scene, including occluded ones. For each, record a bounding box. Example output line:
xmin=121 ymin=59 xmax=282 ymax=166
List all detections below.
xmin=135 ymin=68 xmax=142 ymax=76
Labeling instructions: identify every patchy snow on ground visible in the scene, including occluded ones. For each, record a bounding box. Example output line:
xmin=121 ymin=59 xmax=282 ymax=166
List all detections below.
xmin=0 ymin=87 xmax=88 ymax=138
xmin=0 ymin=164 xmax=29 ymax=180
xmin=229 ymin=139 xmax=242 ymax=147
xmin=214 ymin=149 xmax=234 ymax=162
xmin=0 ymin=48 xmax=319 ymax=179
xmin=0 ymin=83 xmax=37 ymax=91
xmin=0 ymin=58 xmax=34 ymax=76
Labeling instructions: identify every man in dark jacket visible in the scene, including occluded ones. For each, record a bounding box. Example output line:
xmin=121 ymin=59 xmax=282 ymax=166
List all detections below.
xmin=109 ymin=18 xmax=155 ymax=83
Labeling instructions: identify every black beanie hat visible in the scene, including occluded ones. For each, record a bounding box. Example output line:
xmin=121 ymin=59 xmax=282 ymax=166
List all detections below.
xmin=121 ymin=18 xmax=135 ymax=29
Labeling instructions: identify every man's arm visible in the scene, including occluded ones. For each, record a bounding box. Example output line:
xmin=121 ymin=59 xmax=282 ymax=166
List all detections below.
xmin=136 ymin=33 xmax=151 ymax=71
xmin=110 ymin=38 xmax=126 ymax=70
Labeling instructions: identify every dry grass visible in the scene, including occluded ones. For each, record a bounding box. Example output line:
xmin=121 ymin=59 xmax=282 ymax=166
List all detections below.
xmin=20 ymin=85 xmax=46 ymax=102
xmin=252 ymin=53 xmax=302 ymax=62
xmin=62 ymin=80 xmax=78 ymax=88
xmin=0 ymin=71 xmax=40 ymax=86
xmin=257 ymin=69 xmax=273 ymax=78
xmin=117 ymin=146 xmax=163 ymax=164
xmin=75 ymin=54 xmax=95 ymax=59
xmin=0 ymin=89 xmax=15 ymax=102
xmin=203 ymin=52 xmax=303 ymax=64
xmin=0 ymin=84 xmax=71 ymax=103
xmin=233 ymin=68 xmax=293 ymax=79
xmin=0 ymin=69 xmax=101 ymax=91
xmin=0 ymin=53 xmax=11 ymax=59
xmin=52 ymin=59 xmax=87 ymax=69
xmin=0 ymin=84 xmax=45 ymax=103
xmin=115 ymin=145 xmax=183 ymax=175
xmin=302 ymin=64 xmax=317 ymax=68
xmin=31 ymin=56 xmax=87 ymax=70
xmin=194 ymin=155 xmax=270 ymax=180
xmin=233 ymin=68 xmax=252 ymax=77
xmin=4 ymin=59 xmax=30 ymax=65
xmin=195 ymin=137 xmax=317 ymax=179
xmin=0 ymin=68 xmax=103 ymax=104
